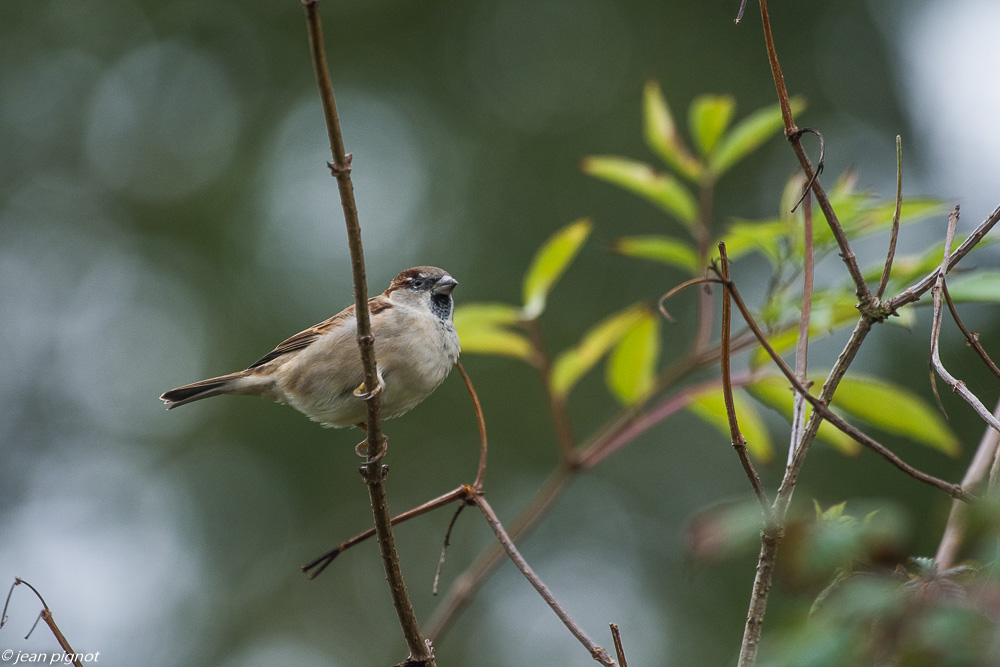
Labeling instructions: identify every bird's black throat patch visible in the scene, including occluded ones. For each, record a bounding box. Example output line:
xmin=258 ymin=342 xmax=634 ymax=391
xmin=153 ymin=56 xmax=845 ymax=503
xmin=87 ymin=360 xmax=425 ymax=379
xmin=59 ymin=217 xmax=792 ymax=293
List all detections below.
xmin=430 ymin=293 xmax=452 ymax=321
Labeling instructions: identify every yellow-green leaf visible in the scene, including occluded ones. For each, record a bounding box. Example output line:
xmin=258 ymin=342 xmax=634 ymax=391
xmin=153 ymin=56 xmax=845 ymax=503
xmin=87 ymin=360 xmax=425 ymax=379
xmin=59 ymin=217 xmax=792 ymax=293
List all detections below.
xmin=455 ymin=327 xmax=535 ymax=362
xmin=643 ymin=80 xmax=702 ymax=182
xmin=942 ymin=270 xmax=1000 ymax=304
xmin=689 ymin=94 xmax=736 ymax=157
xmin=551 ymin=304 xmax=648 ymax=399
xmin=747 ymin=375 xmax=860 ymax=455
xmin=582 ymin=156 xmax=698 ymax=228
xmin=612 ymin=235 xmax=701 ymax=275
xmin=709 ymin=97 xmax=806 ymax=176
xmin=833 ymin=376 xmax=959 ymax=456
xmin=688 ymin=387 xmax=774 ymax=462
xmin=453 ymin=303 xmax=523 ymax=328
xmin=522 ymin=219 xmax=592 ymax=320
xmin=454 ymin=304 xmax=535 ymax=362
xmin=607 ymin=310 xmax=661 ymax=405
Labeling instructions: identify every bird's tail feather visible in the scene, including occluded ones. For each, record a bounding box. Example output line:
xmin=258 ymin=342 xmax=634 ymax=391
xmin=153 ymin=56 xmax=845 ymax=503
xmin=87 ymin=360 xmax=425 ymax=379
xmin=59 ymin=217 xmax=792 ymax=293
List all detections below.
xmin=160 ymin=371 xmax=249 ymax=409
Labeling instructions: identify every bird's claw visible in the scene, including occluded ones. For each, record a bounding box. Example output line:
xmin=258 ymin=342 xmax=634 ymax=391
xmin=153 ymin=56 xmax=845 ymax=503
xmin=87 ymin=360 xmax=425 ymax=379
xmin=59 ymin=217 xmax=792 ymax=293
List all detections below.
xmin=353 ymin=378 xmax=385 ymax=400
xmin=355 ymin=435 xmax=388 ymax=461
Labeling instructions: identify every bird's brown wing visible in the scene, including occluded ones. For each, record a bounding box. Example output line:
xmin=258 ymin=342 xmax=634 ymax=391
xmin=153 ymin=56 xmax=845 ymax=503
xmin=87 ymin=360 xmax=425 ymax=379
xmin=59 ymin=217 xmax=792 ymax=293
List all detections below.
xmin=246 ymin=298 xmax=394 ymax=370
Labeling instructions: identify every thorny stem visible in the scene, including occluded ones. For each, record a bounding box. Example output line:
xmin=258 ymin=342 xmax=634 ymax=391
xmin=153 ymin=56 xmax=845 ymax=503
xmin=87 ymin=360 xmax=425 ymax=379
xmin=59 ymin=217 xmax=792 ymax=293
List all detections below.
xmin=471 ymin=495 xmax=616 ymax=666
xmin=302 ymin=2 xmax=432 ymax=663
xmin=718 ymin=244 xmax=770 ymax=511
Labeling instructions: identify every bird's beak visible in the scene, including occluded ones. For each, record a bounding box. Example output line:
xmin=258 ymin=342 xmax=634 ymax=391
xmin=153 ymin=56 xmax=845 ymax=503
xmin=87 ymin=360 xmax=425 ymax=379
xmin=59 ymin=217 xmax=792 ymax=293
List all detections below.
xmin=432 ymin=275 xmax=458 ymax=295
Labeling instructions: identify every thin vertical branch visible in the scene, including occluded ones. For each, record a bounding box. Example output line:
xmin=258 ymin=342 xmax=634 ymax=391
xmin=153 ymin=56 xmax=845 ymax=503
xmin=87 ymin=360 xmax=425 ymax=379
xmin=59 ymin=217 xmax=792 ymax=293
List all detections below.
xmin=456 ymin=360 xmax=489 ymax=490
xmin=610 ymin=623 xmax=628 ymax=667
xmin=694 ymin=177 xmax=717 ymax=355
xmin=788 ymin=192 xmax=814 ymax=465
xmin=524 ymin=318 xmax=580 ymax=467
xmin=756 ymin=0 xmax=870 ymax=304
xmin=876 ymin=136 xmax=903 ymax=299
xmin=301 ymin=2 xmax=432 ymax=663
xmin=936 ymin=397 xmax=1000 ymax=570
xmin=471 ymin=495 xmax=616 ymax=666
xmin=718 ymin=243 xmax=770 ymax=511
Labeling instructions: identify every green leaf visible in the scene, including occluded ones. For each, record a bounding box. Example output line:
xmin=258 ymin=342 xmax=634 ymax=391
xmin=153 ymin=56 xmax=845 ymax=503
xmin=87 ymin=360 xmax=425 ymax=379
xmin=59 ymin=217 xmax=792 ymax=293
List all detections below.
xmin=833 ymin=376 xmax=959 ymax=456
xmin=752 ymin=289 xmax=859 ymax=366
xmin=689 ymin=94 xmax=735 ymax=157
xmin=551 ymin=304 xmax=648 ymax=399
xmin=688 ymin=386 xmax=774 ymax=462
xmin=942 ymin=270 xmax=1000 ymax=303
xmin=522 ymin=219 xmax=592 ymax=320
xmin=607 ymin=310 xmax=661 ymax=405
xmin=582 ymin=156 xmax=699 ymax=228
xmin=612 ymin=235 xmax=701 ymax=274
xmin=720 ymin=220 xmax=788 ymax=265
xmin=747 ymin=375 xmax=861 ymax=455
xmin=642 ymin=80 xmax=702 ymax=182
xmin=709 ymin=97 xmax=806 ymax=176
xmin=454 ymin=303 xmax=535 ymax=363
xmin=453 ymin=303 xmax=523 ymax=327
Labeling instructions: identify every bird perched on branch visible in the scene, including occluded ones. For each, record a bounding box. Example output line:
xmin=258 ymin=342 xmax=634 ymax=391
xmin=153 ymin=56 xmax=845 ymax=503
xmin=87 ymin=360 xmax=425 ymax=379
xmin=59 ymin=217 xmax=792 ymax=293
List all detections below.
xmin=160 ymin=266 xmax=460 ymax=432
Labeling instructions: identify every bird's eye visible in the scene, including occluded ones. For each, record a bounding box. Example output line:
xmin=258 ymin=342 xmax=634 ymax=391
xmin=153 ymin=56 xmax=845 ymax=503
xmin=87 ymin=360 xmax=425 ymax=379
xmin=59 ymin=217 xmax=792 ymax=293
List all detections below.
xmin=411 ymin=279 xmax=424 ymax=288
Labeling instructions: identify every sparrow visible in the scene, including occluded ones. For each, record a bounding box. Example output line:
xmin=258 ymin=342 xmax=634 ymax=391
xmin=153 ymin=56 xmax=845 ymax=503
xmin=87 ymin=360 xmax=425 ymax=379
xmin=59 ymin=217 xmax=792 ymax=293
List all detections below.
xmin=160 ymin=266 xmax=460 ymax=431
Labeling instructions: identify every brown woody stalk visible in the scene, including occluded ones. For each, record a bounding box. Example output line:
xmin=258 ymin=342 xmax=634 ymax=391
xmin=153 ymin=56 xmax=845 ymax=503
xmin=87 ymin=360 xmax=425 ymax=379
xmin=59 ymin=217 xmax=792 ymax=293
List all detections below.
xmin=788 ymin=192 xmax=814 ymax=464
xmin=301 ymin=2 xmax=433 ymax=663
xmin=875 ymin=136 xmax=904 ymax=300
xmin=929 ymin=208 xmax=1000 ymax=436
xmin=471 ymin=494 xmax=616 ymax=666
xmin=718 ymin=244 xmax=769 ymax=511
xmin=1 ymin=579 xmax=82 ymax=667
xmin=757 ymin=0 xmax=870 ymax=304
xmin=935 ymin=398 xmax=1000 ymax=570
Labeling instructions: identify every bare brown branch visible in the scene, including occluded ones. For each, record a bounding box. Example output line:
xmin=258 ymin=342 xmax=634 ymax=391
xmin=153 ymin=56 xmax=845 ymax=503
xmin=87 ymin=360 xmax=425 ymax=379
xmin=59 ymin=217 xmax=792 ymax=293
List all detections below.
xmin=936 ymin=398 xmax=1000 ymax=570
xmin=875 ymin=136 xmax=903 ymax=300
xmin=302 ymin=486 xmax=473 ymax=579
xmin=788 ymin=192 xmax=814 ymax=465
xmin=929 ymin=208 xmax=1000 ymax=436
xmin=302 ymin=2 xmax=432 ymax=661
xmin=610 ymin=623 xmax=628 ymax=667
xmin=718 ymin=244 xmax=770 ymax=511
xmin=471 ymin=494 xmax=616 ymax=666
xmin=942 ymin=282 xmax=1000 ymax=379
xmin=456 ymin=361 xmax=490 ymax=490
xmin=756 ymin=0 xmax=870 ymax=304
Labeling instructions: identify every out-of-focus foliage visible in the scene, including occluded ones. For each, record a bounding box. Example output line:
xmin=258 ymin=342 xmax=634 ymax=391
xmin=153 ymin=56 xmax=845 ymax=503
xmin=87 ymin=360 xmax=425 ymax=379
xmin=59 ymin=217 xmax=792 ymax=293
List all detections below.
xmin=747 ymin=373 xmax=959 ymax=457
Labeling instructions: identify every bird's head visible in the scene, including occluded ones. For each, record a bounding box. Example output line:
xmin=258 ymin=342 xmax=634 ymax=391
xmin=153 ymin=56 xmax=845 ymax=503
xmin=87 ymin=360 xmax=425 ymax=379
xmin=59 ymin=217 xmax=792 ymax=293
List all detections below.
xmin=385 ymin=266 xmax=458 ymax=320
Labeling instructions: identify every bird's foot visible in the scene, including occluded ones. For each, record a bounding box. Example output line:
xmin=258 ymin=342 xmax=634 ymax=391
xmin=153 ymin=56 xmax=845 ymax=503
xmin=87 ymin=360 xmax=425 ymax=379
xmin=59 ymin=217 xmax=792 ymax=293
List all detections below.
xmin=353 ymin=378 xmax=385 ymax=400
xmin=355 ymin=434 xmax=388 ymax=461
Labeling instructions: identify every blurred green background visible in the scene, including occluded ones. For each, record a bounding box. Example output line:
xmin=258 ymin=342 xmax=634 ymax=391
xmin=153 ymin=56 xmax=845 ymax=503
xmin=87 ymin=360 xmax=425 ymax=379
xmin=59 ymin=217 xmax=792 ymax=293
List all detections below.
xmin=1 ymin=0 xmax=998 ymax=665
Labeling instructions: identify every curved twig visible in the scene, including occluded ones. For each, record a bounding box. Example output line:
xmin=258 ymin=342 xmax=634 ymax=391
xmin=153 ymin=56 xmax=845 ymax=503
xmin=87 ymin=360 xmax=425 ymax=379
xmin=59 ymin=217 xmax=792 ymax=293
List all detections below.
xmin=718 ymin=244 xmax=770 ymax=511
xmin=789 ymin=129 xmax=824 ymax=213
